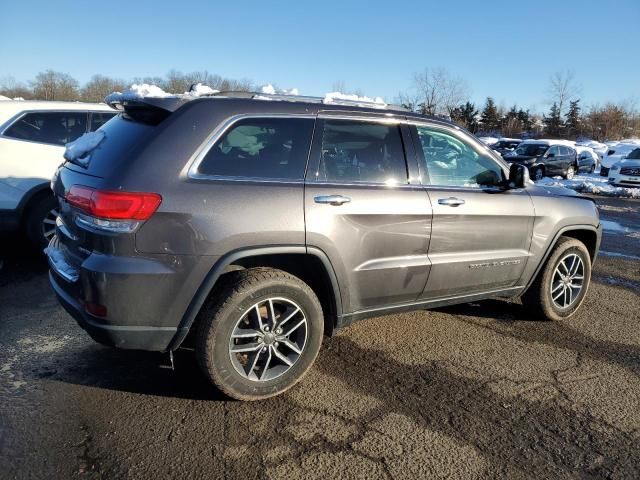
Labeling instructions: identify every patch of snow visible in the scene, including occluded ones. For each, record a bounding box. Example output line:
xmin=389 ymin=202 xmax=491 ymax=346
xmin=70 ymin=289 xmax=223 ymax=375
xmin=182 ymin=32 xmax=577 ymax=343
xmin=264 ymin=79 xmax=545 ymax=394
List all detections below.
xmin=186 ymin=83 xmax=219 ymax=96
xmin=63 ymin=131 xmax=105 ymax=165
xmin=478 ymin=137 xmax=499 ymax=146
xmin=323 ymin=91 xmax=386 ymax=106
xmin=12 ymin=97 xmax=24 ymax=101
xmin=0 ymin=95 xmax=11 ymax=101
xmin=105 ymin=83 xmax=175 ymax=103
xmin=259 ymin=85 xmax=299 ymax=96
xmin=535 ymin=171 xmax=640 ymax=199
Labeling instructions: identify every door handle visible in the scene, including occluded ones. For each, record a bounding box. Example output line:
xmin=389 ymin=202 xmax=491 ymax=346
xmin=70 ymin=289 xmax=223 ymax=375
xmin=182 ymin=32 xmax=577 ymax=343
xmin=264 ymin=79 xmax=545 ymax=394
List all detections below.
xmin=314 ymin=195 xmax=351 ymax=206
xmin=438 ymin=197 xmax=465 ymax=207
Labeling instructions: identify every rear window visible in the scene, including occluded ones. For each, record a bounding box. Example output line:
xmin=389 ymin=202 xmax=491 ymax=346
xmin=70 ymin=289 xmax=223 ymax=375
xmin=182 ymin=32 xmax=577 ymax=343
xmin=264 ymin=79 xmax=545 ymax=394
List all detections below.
xmin=4 ymin=111 xmax=87 ymax=146
xmin=197 ymin=117 xmax=314 ymax=180
xmin=64 ymin=114 xmax=154 ymax=177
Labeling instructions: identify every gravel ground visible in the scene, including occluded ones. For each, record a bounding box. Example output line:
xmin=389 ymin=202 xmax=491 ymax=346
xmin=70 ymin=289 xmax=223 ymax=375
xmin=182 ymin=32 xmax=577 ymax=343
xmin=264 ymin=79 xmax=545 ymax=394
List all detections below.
xmin=1 ymin=195 xmax=638 ymax=479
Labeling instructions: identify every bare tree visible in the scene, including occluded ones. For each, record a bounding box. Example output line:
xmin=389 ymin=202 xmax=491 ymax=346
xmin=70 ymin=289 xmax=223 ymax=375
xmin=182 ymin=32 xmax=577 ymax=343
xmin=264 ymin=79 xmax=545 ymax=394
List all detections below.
xmin=0 ymin=75 xmax=33 ymax=99
xmin=401 ymin=67 xmax=469 ymax=117
xmin=547 ymin=70 xmax=581 ymax=117
xmin=80 ymin=74 xmax=127 ymax=102
xmin=30 ymin=70 xmax=79 ymax=101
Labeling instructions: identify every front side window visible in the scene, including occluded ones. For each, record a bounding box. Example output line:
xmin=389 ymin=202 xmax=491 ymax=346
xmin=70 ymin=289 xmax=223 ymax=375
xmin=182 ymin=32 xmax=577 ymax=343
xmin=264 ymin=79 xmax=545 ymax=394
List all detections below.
xmin=4 ymin=111 xmax=88 ymax=146
xmin=515 ymin=143 xmax=547 ymax=156
xmin=627 ymin=148 xmax=640 ymax=160
xmin=416 ymin=126 xmax=504 ymax=187
xmin=547 ymin=146 xmax=560 ymax=157
xmin=317 ymin=119 xmax=408 ymax=184
xmin=198 ymin=117 xmax=314 ymax=179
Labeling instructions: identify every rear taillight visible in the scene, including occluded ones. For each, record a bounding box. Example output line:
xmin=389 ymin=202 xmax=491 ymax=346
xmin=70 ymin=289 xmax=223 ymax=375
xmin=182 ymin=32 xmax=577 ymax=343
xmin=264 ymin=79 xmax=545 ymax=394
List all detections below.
xmin=66 ymin=185 xmax=161 ymax=233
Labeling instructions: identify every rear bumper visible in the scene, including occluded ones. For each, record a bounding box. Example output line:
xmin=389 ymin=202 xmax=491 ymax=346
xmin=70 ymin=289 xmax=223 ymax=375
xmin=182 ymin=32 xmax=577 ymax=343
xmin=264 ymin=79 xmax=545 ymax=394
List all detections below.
xmin=49 ymin=270 xmax=179 ymax=351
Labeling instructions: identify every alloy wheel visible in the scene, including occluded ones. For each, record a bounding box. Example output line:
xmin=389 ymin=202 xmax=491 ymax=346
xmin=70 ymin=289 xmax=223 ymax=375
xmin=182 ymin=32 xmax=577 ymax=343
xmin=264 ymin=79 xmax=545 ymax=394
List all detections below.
xmin=550 ymin=253 xmax=584 ymax=309
xmin=41 ymin=207 xmax=59 ymax=243
xmin=566 ymin=166 xmax=575 ymax=179
xmin=229 ymin=297 xmax=307 ymax=381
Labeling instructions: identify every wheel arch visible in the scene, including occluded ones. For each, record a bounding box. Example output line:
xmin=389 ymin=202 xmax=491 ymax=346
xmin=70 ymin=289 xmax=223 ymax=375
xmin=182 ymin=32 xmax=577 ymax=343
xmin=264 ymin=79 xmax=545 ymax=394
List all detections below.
xmin=17 ymin=181 xmax=53 ymax=225
xmin=521 ymin=224 xmax=600 ymax=295
xmin=169 ymin=246 xmax=343 ymax=351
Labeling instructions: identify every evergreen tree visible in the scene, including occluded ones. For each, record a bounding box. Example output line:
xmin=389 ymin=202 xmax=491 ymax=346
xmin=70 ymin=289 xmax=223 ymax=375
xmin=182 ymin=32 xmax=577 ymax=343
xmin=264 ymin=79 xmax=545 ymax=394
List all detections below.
xmin=450 ymin=101 xmax=479 ymax=132
xmin=480 ymin=97 xmax=500 ymax=133
xmin=565 ymin=99 xmax=581 ymax=139
xmin=517 ymin=109 xmax=532 ymax=132
xmin=543 ymin=102 xmax=563 ymax=137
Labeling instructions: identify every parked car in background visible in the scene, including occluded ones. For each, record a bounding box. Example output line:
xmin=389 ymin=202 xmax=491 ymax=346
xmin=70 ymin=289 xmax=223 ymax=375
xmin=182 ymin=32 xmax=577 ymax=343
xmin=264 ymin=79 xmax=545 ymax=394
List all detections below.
xmin=574 ymin=146 xmax=598 ymax=173
xmin=0 ymin=101 xmax=116 ymax=248
xmin=505 ymin=139 xmax=578 ymax=180
xmin=608 ymin=148 xmax=640 ymax=187
xmin=491 ymin=138 xmax=521 ymax=157
xmin=46 ymin=91 xmax=600 ymax=401
xmin=600 ymin=140 xmax=640 ymax=176
xmin=576 ymin=140 xmax=607 ymax=160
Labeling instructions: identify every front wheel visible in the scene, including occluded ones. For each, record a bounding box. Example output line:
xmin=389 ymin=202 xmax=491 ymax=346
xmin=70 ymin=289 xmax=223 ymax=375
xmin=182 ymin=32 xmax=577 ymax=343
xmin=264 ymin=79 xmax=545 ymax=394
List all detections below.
xmin=522 ymin=237 xmax=591 ymax=321
xmin=196 ymin=268 xmax=324 ymax=400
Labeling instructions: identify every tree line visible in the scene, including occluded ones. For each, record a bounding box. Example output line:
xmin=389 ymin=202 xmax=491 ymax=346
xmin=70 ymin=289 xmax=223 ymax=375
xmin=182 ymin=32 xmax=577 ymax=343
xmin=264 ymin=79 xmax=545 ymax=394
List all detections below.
xmin=397 ymin=68 xmax=640 ymax=142
xmin=2 ymin=68 xmax=638 ymax=142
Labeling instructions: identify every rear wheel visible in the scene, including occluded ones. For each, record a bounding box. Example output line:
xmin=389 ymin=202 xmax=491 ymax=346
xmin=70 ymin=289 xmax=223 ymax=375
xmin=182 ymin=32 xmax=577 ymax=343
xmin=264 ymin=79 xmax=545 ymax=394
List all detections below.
xmin=196 ymin=267 xmax=324 ymax=400
xmin=564 ymin=164 xmax=576 ymax=179
xmin=25 ymin=194 xmax=59 ymax=250
xmin=532 ymin=166 xmax=544 ymax=181
xmin=522 ymin=237 xmax=591 ymax=321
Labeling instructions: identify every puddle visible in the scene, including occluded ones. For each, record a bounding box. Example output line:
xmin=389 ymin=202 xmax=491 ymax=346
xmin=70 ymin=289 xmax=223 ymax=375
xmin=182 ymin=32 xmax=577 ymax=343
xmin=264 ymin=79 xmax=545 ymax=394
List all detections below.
xmin=599 ymin=250 xmax=640 ymax=261
xmin=600 ymin=220 xmax=634 ymax=234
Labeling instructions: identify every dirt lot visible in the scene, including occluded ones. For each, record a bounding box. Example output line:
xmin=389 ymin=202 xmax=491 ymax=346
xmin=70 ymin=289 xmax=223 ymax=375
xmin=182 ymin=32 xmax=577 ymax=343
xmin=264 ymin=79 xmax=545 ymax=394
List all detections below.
xmin=1 ymin=196 xmax=638 ymax=479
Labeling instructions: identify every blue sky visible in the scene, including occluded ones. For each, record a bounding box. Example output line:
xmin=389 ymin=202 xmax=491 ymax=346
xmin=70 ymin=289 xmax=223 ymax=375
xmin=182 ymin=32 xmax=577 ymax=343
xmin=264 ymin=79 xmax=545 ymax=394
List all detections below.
xmin=1 ymin=0 xmax=638 ymax=112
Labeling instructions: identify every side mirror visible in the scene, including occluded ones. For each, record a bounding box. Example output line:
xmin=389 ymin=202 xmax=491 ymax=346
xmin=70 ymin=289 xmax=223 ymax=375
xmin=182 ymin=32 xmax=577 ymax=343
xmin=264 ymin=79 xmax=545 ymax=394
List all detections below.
xmin=508 ymin=163 xmax=529 ymax=189
xmin=547 ymin=153 xmax=555 ymax=158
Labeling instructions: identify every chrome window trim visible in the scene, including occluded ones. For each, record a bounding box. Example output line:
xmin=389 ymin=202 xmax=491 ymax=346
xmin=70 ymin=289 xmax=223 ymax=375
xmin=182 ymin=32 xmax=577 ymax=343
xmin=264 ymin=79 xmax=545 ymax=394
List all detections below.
xmin=186 ymin=113 xmax=316 ymax=182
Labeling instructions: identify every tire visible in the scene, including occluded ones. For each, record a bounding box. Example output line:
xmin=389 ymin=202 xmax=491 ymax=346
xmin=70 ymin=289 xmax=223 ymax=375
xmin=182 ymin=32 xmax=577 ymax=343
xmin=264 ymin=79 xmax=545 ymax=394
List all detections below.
xmin=195 ymin=267 xmax=324 ymax=400
xmin=532 ymin=166 xmax=544 ymax=181
xmin=25 ymin=194 xmax=59 ymax=250
xmin=564 ymin=164 xmax=576 ymax=179
xmin=522 ymin=237 xmax=591 ymax=321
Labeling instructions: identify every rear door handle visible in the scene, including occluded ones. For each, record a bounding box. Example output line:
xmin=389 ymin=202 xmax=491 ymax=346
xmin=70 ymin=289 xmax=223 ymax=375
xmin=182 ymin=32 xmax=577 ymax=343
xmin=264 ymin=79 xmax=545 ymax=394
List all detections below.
xmin=437 ymin=197 xmax=465 ymax=207
xmin=314 ymin=195 xmax=351 ymax=206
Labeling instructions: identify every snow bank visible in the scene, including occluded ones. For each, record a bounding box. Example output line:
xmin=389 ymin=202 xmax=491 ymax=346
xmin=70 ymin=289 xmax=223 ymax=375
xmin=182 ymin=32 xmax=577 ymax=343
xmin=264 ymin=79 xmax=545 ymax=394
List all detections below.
xmin=323 ymin=91 xmax=386 ymax=106
xmin=0 ymin=95 xmax=11 ymax=101
xmin=63 ymin=131 xmax=106 ymax=165
xmin=536 ymin=172 xmax=640 ymax=199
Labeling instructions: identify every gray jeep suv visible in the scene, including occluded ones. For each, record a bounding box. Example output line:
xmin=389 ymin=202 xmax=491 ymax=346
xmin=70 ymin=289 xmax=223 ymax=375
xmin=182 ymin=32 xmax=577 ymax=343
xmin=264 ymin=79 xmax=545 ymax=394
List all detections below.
xmin=47 ymin=92 xmax=601 ymax=400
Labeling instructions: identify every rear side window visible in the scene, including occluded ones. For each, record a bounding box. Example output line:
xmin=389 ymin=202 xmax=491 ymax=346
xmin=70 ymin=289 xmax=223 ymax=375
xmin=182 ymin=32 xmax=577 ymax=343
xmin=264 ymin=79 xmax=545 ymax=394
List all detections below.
xmin=4 ymin=111 xmax=87 ymax=146
xmin=90 ymin=112 xmax=116 ymax=131
xmin=316 ymin=119 xmax=408 ymax=184
xmin=197 ymin=117 xmax=314 ymax=180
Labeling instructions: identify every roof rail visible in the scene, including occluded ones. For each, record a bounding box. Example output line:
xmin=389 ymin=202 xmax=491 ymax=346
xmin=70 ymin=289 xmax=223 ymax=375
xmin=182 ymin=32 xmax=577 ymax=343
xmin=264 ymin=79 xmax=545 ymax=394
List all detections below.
xmin=212 ymin=91 xmax=409 ymax=112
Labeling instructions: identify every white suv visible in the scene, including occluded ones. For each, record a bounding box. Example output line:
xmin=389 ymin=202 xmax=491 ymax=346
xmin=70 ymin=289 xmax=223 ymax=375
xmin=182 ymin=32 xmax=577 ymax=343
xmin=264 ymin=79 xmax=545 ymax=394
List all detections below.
xmin=0 ymin=101 xmax=116 ymax=248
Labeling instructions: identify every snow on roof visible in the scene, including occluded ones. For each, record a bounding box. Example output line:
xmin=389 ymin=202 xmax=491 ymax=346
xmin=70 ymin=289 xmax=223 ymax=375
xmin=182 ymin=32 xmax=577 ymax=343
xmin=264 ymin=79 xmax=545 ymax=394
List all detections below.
xmin=261 ymin=84 xmax=277 ymax=95
xmin=64 ymin=131 xmax=105 ymax=165
xmin=323 ymin=91 xmax=386 ymax=107
xmin=186 ymin=83 xmax=219 ymax=96
xmin=105 ymin=84 xmax=175 ymax=104
xmin=521 ymin=138 xmax=575 ymax=146
xmin=497 ymin=138 xmax=522 ymax=142
xmin=260 ymin=84 xmax=300 ymax=96
xmin=478 ymin=137 xmax=499 ymax=145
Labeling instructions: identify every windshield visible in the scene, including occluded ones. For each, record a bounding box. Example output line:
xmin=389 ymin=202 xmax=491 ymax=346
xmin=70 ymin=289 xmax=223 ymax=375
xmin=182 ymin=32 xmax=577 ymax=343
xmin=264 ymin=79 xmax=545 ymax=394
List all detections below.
xmin=627 ymin=148 xmax=640 ymax=160
xmin=515 ymin=144 xmax=547 ymax=156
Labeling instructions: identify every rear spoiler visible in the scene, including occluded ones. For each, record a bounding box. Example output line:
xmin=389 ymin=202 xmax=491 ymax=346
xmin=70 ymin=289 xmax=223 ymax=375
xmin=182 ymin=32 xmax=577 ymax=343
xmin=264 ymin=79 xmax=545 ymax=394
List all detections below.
xmin=105 ymin=95 xmax=192 ymax=113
